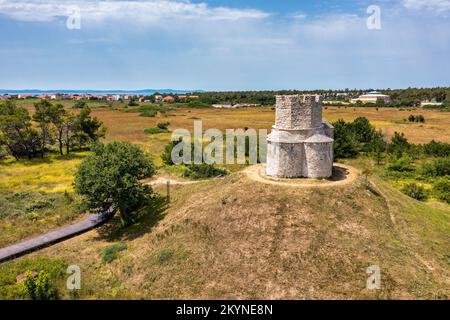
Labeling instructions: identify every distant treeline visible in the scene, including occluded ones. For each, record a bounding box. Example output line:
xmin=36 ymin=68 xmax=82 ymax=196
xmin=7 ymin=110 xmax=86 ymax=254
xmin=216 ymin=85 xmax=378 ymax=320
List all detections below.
xmin=191 ymin=87 xmax=450 ymax=108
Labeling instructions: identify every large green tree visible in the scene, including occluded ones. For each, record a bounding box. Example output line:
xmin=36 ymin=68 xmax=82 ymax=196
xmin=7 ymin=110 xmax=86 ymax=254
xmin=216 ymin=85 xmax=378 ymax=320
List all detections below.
xmin=49 ymin=103 xmax=67 ymax=156
xmin=33 ymin=100 xmax=56 ymax=158
xmin=0 ymin=100 xmax=40 ymax=159
xmin=74 ymin=142 xmax=156 ymax=226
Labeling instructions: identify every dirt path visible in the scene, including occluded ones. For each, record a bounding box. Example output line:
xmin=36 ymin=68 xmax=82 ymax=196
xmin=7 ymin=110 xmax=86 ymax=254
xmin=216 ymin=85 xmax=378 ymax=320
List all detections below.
xmin=147 ymin=177 xmax=202 ymax=186
xmin=243 ymin=164 xmax=359 ymax=188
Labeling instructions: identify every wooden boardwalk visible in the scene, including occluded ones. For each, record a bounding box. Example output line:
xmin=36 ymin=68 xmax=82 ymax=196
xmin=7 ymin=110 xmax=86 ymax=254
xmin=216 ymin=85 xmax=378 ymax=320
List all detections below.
xmin=0 ymin=210 xmax=114 ymax=264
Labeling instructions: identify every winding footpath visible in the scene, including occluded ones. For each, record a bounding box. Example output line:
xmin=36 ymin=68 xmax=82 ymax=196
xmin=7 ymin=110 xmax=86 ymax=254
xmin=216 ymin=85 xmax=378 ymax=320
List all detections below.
xmin=0 ymin=210 xmax=114 ymax=264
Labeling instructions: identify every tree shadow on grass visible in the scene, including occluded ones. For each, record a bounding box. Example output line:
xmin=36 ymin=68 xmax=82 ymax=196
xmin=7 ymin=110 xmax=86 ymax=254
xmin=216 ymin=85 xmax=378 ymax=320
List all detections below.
xmin=96 ymin=194 xmax=169 ymax=242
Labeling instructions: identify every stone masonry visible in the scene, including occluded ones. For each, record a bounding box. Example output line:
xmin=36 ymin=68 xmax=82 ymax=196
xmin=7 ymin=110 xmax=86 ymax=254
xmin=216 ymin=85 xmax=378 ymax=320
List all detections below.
xmin=266 ymin=95 xmax=334 ymax=178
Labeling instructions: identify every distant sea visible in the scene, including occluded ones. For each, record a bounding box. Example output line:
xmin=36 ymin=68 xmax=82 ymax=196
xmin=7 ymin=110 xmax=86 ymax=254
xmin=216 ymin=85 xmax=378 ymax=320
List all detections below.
xmin=0 ymin=89 xmax=204 ymax=95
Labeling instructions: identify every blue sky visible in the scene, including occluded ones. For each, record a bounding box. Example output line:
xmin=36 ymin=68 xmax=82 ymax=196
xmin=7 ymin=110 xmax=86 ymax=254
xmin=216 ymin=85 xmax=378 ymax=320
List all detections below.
xmin=0 ymin=0 xmax=449 ymax=91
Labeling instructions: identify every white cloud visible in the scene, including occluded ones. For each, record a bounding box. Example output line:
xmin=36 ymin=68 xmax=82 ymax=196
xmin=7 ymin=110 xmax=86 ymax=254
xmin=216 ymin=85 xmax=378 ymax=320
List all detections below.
xmin=403 ymin=0 xmax=450 ymax=13
xmin=0 ymin=0 xmax=270 ymax=23
xmin=291 ymin=11 xmax=306 ymax=20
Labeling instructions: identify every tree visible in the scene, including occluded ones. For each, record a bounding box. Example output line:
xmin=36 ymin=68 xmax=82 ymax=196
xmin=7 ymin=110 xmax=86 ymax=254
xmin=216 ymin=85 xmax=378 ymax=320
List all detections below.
xmin=73 ymin=101 xmax=88 ymax=109
xmin=74 ymin=142 xmax=156 ymax=226
xmin=332 ymin=119 xmax=358 ymax=159
xmin=33 ymin=100 xmax=55 ymax=158
xmin=387 ymin=132 xmax=410 ymax=158
xmin=72 ymin=107 xmax=106 ymax=150
xmin=50 ymin=104 xmax=67 ymax=156
xmin=352 ymin=117 xmax=377 ymax=147
xmin=62 ymin=112 xmax=78 ymax=155
xmin=368 ymin=130 xmax=387 ymax=164
xmin=0 ymin=100 xmax=40 ymax=159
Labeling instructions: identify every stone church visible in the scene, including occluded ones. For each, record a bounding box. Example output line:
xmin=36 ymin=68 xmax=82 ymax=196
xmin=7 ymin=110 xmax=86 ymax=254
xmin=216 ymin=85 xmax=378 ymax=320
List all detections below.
xmin=266 ymin=95 xmax=334 ymax=178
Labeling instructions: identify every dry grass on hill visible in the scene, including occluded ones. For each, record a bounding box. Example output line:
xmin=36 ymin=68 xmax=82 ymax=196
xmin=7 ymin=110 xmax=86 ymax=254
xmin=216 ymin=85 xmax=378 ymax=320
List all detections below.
xmin=15 ymin=171 xmax=449 ymax=299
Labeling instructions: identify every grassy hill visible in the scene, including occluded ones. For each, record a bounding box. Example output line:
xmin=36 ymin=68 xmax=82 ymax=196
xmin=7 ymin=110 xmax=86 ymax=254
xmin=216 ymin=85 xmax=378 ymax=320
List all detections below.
xmin=2 ymin=169 xmax=448 ymax=299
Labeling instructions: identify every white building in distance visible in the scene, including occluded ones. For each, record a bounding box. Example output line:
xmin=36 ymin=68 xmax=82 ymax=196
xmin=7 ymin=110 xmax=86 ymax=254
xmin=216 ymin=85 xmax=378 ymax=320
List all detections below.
xmin=351 ymin=91 xmax=391 ymax=104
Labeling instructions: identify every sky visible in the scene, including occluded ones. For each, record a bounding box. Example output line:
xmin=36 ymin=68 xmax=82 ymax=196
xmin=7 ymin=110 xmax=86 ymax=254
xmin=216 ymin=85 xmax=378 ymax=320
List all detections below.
xmin=0 ymin=0 xmax=449 ymax=91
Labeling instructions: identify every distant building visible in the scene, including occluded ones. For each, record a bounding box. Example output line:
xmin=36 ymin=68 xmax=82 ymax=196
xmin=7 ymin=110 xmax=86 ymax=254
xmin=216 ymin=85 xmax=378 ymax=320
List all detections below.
xmin=351 ymin=91 xmax=391 ymax=104
xmin=163 ymin=95 xmax=174 ymax=102
xmin=154 ymin=95 xmax=163 ymax=102
xmin=212 ymin=103 xmax=260 ymax=109
xmin=420 ymin=101 xmax=443 ymax=107
xmin=17 ymin=94 xmax=34 ymax=99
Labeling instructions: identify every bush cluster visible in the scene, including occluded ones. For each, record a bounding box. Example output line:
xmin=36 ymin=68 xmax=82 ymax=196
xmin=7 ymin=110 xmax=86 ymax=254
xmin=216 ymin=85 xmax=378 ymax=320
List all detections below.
xmin=183 ymin=164 xmax=228 ymax=179
xmin=408 ymin=114 xmax=425 ymax=123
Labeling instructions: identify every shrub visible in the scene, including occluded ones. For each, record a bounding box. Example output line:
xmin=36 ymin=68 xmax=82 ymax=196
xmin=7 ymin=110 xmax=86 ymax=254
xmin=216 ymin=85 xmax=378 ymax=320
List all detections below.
xmin=387 ymin=155 xmax=414 ymax=172
xmin=401 ymin=183 xmax=428 ymax=201
xmin=161 ymin=138 xmax=186 ymax=165
xmin=421 ymin=158 xmax=450 ymax=177
xmin=128 ymin=101 xmax=139 ymax=107
xmin=433 ymin=178 xmax=450 ymax=204
xmin=407 ymin=114 xmax=424 ymax=123
xmin=24 ymin=198 xmax=54 ymax=212
xmin=140 ymin=110 xmax=157 ymax=117
xmin=423 ymin=140 xmax=450 ymax=157
xmin=101 ymin=244 xmax=128 ymax=263
xmin=387 ymin=132 xmax=411 ymax=158
xmin=73 ymin=101 xmax=87 ymax=109
xmin=144 ymin=127 xmax=167 ymax=134
xmin=137 ymin=105 xmax=171 ymax=118
xmin=0 ymin=258 xmax=66 ymax=299
xmin=332 ymin=117 xmax=384 ymax=160
xmin=157 ymin=122 xmax=170 ymax=130
xmin=24 ymin=271 xmax=58 ymax=300
xmin=144 ymin=122 xmax=170 ymax=135
xmin=183 ymin=163 xmax=228 ymax=179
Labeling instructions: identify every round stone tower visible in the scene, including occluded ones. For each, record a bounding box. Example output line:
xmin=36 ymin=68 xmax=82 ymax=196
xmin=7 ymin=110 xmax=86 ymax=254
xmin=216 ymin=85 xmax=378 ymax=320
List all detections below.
xmin=266 ymin=94 xmax=334 ymax=178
